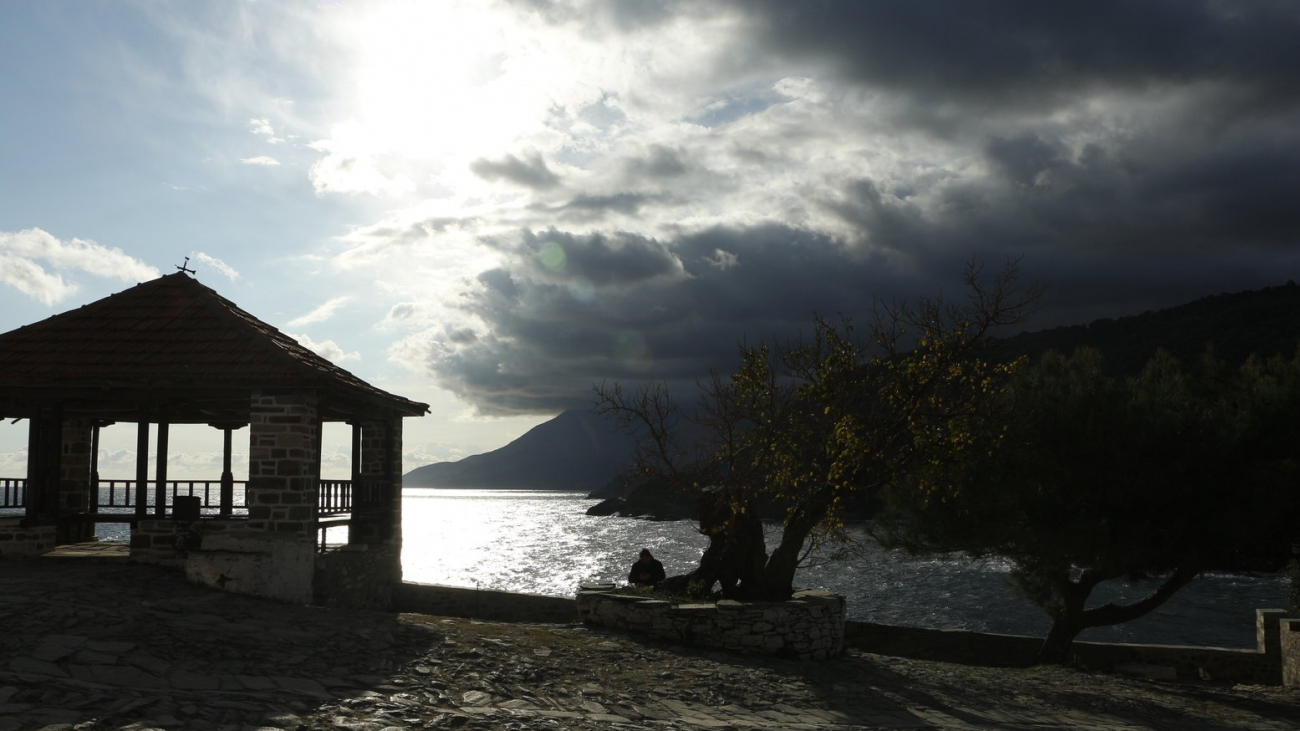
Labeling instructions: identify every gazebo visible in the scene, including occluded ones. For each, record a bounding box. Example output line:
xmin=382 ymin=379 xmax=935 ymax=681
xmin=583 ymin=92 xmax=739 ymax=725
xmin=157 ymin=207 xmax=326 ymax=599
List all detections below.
xmin=0 ymin=271 xmax=428 ymax=608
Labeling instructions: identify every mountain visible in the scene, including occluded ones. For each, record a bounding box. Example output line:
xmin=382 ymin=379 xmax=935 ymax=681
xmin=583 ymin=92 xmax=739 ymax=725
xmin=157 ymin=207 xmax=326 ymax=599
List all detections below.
xmin=403 ymin=409 xmax=633 ymax=490
xmin=988 ymin=281 xmax=1300 ymax=374
xmin=405 ymin=282 xmax=1300 ymax=494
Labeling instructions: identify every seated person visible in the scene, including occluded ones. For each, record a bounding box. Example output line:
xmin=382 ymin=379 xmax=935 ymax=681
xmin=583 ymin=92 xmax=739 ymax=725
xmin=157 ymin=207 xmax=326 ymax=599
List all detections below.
xmin=628 ymin=548 xmax=666 ymax=586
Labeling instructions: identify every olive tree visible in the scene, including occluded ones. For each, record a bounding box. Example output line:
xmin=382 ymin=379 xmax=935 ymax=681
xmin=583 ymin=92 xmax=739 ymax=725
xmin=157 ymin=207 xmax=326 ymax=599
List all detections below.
xmin=595 ymin=260 xmax=1036 ymax=600
xmin=877 ymin=347 xmax=1300 ymax=664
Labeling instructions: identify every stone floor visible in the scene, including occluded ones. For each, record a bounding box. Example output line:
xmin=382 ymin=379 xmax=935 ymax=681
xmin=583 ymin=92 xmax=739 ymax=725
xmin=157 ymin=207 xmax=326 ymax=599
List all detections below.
xmin=2 ymin=545 xmax=1299 ymax=730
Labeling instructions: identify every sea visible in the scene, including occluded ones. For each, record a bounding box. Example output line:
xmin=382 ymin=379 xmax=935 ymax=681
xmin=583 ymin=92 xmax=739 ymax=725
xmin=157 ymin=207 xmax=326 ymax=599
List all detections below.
xmin=99 ymin=487 xmax=1287 ymax=649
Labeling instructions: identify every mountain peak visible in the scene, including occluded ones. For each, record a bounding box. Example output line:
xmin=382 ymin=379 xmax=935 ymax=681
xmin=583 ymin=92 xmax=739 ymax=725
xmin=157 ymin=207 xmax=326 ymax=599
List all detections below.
xmin=404 ymin=409 xmax=632 ymax=490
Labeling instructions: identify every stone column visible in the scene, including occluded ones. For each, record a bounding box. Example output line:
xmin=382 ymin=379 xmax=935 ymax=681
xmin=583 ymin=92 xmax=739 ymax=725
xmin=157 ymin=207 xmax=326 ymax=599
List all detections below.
xmin=134 ymin=422 xmax=149 ymax=518
xmin=26 ymin=406 xmax=63 ymax=523
xmin=315 ymin=415 xmax=403 ymax=609
xmin=184 ymin=390 xmax=321 ymax=604
xmin=154 ymin=421 xmax=169 ymax=517
xmin=247 ymin=390 xmax=320 ymax=537
xmin=221 ymin=426 xmax=235 ymax=516
xmin=354 ymin=417 xmax=402 ymax=549
xmin=57 ymin=418 xmax=94 ymax=544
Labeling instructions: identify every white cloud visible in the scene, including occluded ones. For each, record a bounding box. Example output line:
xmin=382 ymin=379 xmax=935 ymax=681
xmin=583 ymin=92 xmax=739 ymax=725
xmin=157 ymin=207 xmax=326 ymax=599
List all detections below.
xmin=249 ymin=117 xmax=284 ymax=143
xmin=287 ymin=295 xmax=350 ymax=327
xmin=191 ymin=252 xmax=240 ymax=281
xmin=704 ymin=249 xmax=740 ymax=270
xmin=289 ymin=332 xmax=360 ymax=362
xmin=241 ymin=155 xmax=281 ymax=166
xmin=0 ymin=228 xmax=159 ymax=305
xmin=307 ymin=122 xmax=416 ymax=197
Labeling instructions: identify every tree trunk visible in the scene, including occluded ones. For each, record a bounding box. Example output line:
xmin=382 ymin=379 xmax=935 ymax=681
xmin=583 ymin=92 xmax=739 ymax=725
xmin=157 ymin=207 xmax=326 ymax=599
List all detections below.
xmin=1032 ymin=569 xmax=1097 ymax=665
xmin=1033 ymin=565 xmax=1199 ymax=665
xmin=674 ymin=487 xmax=768 ymax=599
xmin=1037 ymin=613 xmax=1085 ymax=665
xmin=757 ymin=491 xmax=835 ymax=600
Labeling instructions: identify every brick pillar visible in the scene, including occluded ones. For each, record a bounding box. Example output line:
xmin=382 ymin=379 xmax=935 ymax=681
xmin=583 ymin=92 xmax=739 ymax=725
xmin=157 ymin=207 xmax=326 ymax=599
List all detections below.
xmin=1282 ymin=619 xmax=1300 ymax=687
xmin=315 ymin=414 xmax=403 ymax=608
xmin=1259 ymin=608 xmax=1292 ymax=685
xmin=27 ymin=406 xmax=63 ymax=523
xmin=247 ymin=390 xmax=320 ymax=538
xmin=58 ymin=418 xmax=94 ymax=544
xmin=354 ymin=417 xmax=402 ymax=551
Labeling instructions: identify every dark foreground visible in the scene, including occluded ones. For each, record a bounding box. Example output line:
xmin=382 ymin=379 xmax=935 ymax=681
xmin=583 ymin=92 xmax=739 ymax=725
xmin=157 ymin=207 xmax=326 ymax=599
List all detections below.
xmin=2 ymin=545 xmax=1298 ymax=731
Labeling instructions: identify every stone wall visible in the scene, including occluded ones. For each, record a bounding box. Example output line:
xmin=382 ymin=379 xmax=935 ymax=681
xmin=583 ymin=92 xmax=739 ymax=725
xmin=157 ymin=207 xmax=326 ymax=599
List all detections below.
xmin=57 ymin=419 xmax=94 ymax=544
xmin=315 ymin=544 xmax=400 ymax=610
xmin=351 ymin=418 xmax=402 ymax=552
xmin=129 ymin=518 xmax=188 ymax=568
xmin=1281 ymin=619 xmax=1300 ymax=687
xmin=847 ymin=607 xmax=1300 ymax=685
xmin=1257 ymin=608 xmax=1290 ymax=685
xmin=576 ymin=587 xmax=845 ymax=660
xmin=184 ymin=526 xmax=316 ymax=604
xmin=398 ymin=582 xmax=579 ymax=624
xmin=0 ymin=518 xmax=55 ymax=558
xmin=247 ymin=390 xmax=320 ymax=537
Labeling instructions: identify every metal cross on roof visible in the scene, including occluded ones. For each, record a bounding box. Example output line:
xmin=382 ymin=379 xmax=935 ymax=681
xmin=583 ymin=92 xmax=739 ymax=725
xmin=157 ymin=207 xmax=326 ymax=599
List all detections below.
xmin=176 ymin=257 xmax=196 ymax=276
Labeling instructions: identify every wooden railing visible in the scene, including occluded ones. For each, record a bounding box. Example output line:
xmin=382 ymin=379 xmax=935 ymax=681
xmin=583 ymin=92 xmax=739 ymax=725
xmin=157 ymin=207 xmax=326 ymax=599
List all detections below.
xmin=318 ymin=480 xmax=392 ymax=516
xmin=0 ymin=477 xmax=389 ymax=522
xmin=1 ymin=478 xmax=25 ymax=511
xmin=318 ymin=479 xmax=353 ymax=515
xmin=94 ymin=479 xmax=249 ymax=515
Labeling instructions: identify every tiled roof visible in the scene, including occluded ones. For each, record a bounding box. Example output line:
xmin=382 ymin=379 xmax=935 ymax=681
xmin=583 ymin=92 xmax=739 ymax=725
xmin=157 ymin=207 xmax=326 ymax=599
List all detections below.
xmin=0 ymin=273 xmax=427 ymax=416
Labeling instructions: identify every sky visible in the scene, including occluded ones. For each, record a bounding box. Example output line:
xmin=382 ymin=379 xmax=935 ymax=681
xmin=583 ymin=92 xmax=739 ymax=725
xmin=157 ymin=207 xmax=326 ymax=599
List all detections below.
xmin=2 ymin=0 xmax=1299 ymax=479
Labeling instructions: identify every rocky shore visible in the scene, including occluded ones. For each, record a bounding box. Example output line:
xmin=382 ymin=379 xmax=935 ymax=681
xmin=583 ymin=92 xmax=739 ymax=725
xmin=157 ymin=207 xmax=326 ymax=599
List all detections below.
xmin=3 ymin=544 xmax=1299 ymax=730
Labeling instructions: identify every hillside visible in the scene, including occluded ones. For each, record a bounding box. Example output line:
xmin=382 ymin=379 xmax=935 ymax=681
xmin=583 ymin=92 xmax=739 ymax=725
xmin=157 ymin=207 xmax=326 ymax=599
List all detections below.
xmin=405 ymin=282 xmax=1300 ymax=495
xmin=989 ymin=281 xmax=1300 ymax=373
xmin=403 ymin=409 xmax=632 ymax=490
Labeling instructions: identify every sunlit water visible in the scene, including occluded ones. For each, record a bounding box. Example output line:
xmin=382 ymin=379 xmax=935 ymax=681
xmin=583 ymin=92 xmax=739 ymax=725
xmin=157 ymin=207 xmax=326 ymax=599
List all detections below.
xmin=94 ymin=488 xmax=1285 ymax=648
xmin=400 ymin=489 xmax=1285 ymax=649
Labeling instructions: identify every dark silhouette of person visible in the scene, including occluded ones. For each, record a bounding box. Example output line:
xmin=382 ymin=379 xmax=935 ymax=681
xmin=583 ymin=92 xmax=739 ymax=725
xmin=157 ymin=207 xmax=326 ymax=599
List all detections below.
xmin=628 ymin=548 xmax=666 ymax=586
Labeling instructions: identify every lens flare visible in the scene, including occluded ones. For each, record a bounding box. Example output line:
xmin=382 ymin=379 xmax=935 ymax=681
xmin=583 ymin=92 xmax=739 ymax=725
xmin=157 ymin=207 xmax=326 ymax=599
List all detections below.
xmin=568 ymin=276 xmax=596 ymax=304
xmin=613 ymin=331 xmax=654 ymax=372
xmin=538 ymin=241 xmax=566 ymax=272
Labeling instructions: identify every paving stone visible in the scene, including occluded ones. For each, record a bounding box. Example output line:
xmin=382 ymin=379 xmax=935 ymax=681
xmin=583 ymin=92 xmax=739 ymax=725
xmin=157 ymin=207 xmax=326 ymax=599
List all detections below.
xmin=460 ymin=690 xmax=492 ymax=707
xmin=237 ymin=675 xmax=277 ymax=691
xmin=92 ymin=664 xmax=169 ymax=689
xmin=126 ymin=654 xmax=172 ymax=675
xmin=72 ymin=649 xmax=118 ymax=666
xmin=86 ymin=640 xmax=137 ymax=654
xmin=31 ymin=636 xmax=86 ymax=663
xmin=4 ymin=555 xmax=1300 ymax=731
xmin=273 ymin=676 xmax=330 ymax=698
xmin=679 ymin=718 xmax=733 ymax=729
xmin=170 ymin=670 xmax=220 ymax=690
xmin=8 ymin=658 xmax=67 ymax=678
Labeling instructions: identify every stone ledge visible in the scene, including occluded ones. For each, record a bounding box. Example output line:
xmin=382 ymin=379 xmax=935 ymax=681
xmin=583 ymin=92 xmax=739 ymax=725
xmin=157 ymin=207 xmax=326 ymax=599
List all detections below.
xmin=576 ymin=586 xmax=845 ymax=660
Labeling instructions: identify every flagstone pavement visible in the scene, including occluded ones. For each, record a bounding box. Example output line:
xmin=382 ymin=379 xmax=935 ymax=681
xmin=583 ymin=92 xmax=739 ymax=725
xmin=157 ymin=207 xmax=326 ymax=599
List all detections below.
xmin=2 ymin=543 xmax=1298 ymax=730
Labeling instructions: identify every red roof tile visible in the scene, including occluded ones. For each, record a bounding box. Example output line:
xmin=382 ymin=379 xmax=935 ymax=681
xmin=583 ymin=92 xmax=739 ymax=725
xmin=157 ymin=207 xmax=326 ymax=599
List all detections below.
xmin=0 ymin=273 xmax=427 ymax=417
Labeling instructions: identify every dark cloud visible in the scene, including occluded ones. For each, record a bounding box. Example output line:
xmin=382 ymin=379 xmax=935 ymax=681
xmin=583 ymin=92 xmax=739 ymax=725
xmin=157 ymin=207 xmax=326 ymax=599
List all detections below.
xmin=535 ymin=192 xmax=658 ymax=223
xmin=428 ymin=225 xmax=919 ymax=414
xmin=625 ymin=144 xmax=689 ymax=179
xmin=469 ymin=153 xmax=561 ymax=189
xmin=744 ymin=1 xmax=1300 ymax=114
xmin=420 ymin=1 xmax=1300 ymax=416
